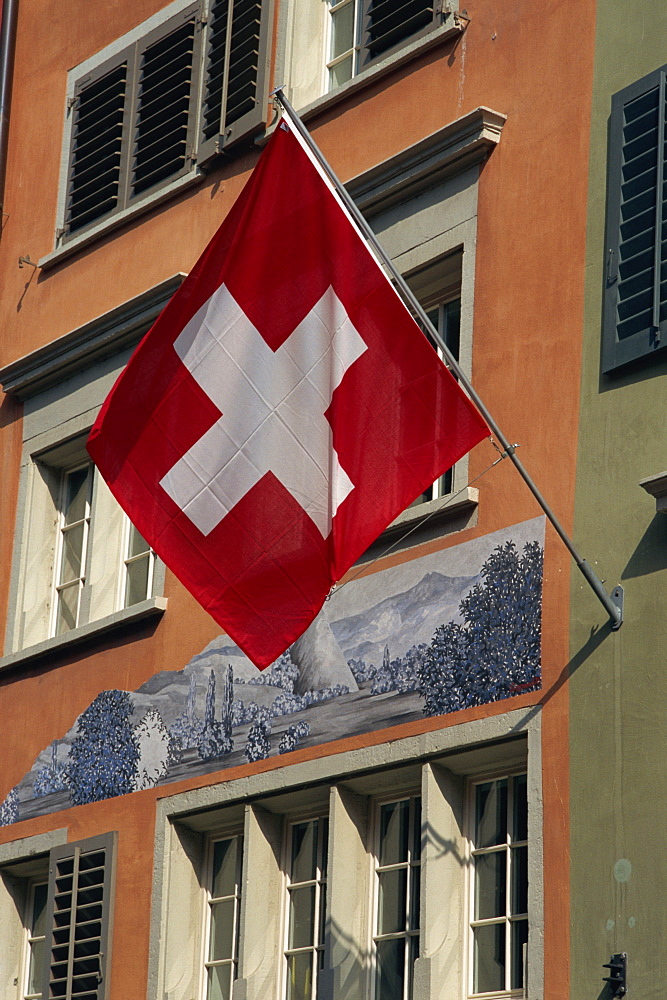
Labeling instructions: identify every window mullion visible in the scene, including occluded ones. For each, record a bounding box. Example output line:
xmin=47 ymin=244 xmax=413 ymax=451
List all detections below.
xmin=118 ymin=41 xmax=140 ymax=212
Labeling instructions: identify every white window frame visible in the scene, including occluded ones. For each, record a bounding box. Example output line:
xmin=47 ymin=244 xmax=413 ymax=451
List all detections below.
xmin=282 ymin=813 xmax=329 ymax=1000
xmin=466 ymin=769 xmax=529 ymax=1000
xmin=370 ymin=792 xmax=422 ymax=1000
xmin=201 ymin=829 xmax=244 ymax=1000
xmin=49 ymin=460 xmax=94 ymax=638
xmin=120 ymin=519 xmax=157 ymax=612
xmin=20 ymin=877 xmax=48 ymax=1000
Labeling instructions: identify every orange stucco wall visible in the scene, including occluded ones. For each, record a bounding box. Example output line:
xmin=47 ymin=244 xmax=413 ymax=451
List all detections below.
xmin=0 ymin=1 xmax=600 ymax=996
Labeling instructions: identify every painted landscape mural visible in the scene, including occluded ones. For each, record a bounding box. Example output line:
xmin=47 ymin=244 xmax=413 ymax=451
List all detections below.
xmin=0 ymin=517 xmax=544 ymax=825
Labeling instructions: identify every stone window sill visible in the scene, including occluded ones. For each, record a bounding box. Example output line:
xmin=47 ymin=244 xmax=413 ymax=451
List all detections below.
xmin=0 ymin=597 xmax=167 ymax=673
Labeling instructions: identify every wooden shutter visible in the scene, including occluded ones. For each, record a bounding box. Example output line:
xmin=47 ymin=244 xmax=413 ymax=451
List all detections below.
xmin=64 ymin=3 xmax=202 ymax=241
xmin=198 ymin=0 xmax=273 ymax=164
xmin=66 ymin=60 xmax=129 ymax=235
xmin=130 ymin=6 xmax=203 ymax=199
xmin=360 ymin=0 xmax=442 ymax=70
xmin=42 ymin=833 xmax=116 ymax=1000
xmin=602 ymin=65 xmax=667 ymax=372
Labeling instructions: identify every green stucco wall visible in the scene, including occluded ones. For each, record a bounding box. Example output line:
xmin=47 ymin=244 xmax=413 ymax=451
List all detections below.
xmin=571 ymin=4 xmax=667 ymax=999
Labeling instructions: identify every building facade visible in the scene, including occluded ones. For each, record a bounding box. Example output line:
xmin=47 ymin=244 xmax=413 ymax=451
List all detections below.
xmin=0 ymin=1 xmax=655 ymax=999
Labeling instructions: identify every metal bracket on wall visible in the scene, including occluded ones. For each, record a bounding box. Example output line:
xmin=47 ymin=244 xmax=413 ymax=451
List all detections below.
xmin=609 ymin=586 xmax=624 ymax=630
xmin=603 ymin=953 xmax=627 ymax=996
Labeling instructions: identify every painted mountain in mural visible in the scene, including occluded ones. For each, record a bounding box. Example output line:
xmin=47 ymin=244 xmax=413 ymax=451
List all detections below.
xmin=331 ymin=570 xmax=480 ymax=665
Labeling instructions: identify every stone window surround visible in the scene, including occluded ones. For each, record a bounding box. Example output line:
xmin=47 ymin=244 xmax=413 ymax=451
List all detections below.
xmin=148 ymin=706 xmax=543 ymax=1000
xmin=0 ymin=275 xmax=185 ymax=673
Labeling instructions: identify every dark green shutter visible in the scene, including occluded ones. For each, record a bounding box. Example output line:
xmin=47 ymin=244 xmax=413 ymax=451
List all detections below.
xmin=42 ymin=833 xmax=116 ymax=1000
xmin=66 ymin=62 xmax=129 ymax=235
xmin=360 ymin=0 xmax=443 ymax=70
xmin=602 ymin=65 xmax=667 ymax=372
xmin=198 ymin=0 xmax=273 ymax=163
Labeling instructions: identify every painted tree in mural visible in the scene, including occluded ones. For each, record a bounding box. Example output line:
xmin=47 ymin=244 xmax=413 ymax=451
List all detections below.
xmin=278 ymin=720 xmax=311 ymax=755
xmin=245 ymin=719 xmax=271 ymax=762
xmin=418 ymin=540 xmax=543 ymax=715
xmin=34 ymin=741 xmax=69 ymax=797
xmin=134 ymin=709 xmax=170 ymax=790
xmin=0 ymin=787 xmax=19 ymax=826
xmin=67 ymin=690 xmax=140 ymax=805
xmin=198 ymin=669 xmax=233 ymax=761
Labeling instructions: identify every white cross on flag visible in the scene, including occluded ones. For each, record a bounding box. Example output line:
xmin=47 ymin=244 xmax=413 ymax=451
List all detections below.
xmin=88 ymin=122 xmax=488 ymax=668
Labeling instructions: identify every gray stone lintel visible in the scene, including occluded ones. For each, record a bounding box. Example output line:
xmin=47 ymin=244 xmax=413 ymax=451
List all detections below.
xmin=0 ymin=274 xmax=186 ymax=400
xmin=347 ymin=106 xmax=507 ymax=216
xmin=0 ymin=597 xmax=167 ymax=674
xmin=639 ymin=470 xmax=667 ymax=512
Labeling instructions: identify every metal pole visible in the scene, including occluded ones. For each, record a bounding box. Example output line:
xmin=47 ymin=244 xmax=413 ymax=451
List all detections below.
xmin=273 ymin=87 xmax=623 ymax=630
xmin=0 ymin=0 xmax=19 ymax=223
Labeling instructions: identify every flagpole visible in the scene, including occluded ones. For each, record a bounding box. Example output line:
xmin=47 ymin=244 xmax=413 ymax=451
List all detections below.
xmin=272 ymin=87 xmax=624 ymax=631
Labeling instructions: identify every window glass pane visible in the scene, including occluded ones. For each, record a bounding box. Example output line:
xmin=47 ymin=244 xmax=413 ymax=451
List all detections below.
xmin=320 ymin=818 xmax=329 ymax=878
xmin=473 ymin=922 xmax=505 ymax=994
xmin=442 ymin=297 xmax=461 ymax=361
xmin=318 ymin=883 xmax=327 ymax=948
xmin=375 ymin=937 xmax=405 ymax=1000
xmin=379 ymin=800 xmax=409 ymax=866
xmin=64 ymin=466 xmax=90 ymax=524
xmin=291 ymin=821 xmax=318 ymax=884
xmin=125 ymin=553 xmax=150 ymax=606
xmin=474 ymin=850 xmax=506 ymax=920
xmin=513 ymin=774 xmax=528 ymax=841
xmin=59 ymin=523 xmax=85 ymax=583
xmin=475 ymin=780 xmax=508 ymax=848
xmin=511 ymin=845 xmax=528 ymax=915
xmin=32 ymin=881 xmax=48 ymax=937
xmin=412 ymin=799 xmax=421 ymax=861
xmin=209 ymin=899 xmax=235 ymax=961
xmin=56 ymin=583 xmax=79 ymax=634
xmin=286 ymin=951 xmax=313 ymax=1000
xmin=127 ymin=524 xmax=150 ymax=558
xmin=511 ymin=919 xmax=528 ymax=990
xmin=409 ymin=865 xmax=420 ymax=930
xmin=330 ymin=2 xmax=354 ymax=59
xmin=212 ymin=838 xmax=239 ymax=899
xmin=329 ymin=56 xmax=353 ymax=89
xmin=288 ymin=885 xmax=316 ymax=949
xmin=207 ymin=962 xmax=232 ymax=1000
xmin=378 ymin=868 xmax=407 ymax=934
xmin=408 ymin=935 xmax=419 ymax=1000
xmin=27 ymin=937 xmax=45 ymax=996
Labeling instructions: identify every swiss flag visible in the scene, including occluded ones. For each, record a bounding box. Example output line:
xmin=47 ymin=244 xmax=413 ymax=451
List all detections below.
xmin=88 ymin=122 xmax=488 ymax=667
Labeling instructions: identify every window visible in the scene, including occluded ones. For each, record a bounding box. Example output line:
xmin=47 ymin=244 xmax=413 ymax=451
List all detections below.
xmin=602 ymin=64 xmax=667 ymax=372
xmin=203 ymin=833 xmax=243 ymax=1000
xmin=326 ymin=0 xmax=447 ymax=90
xmin=14 ymin=436 xmax=160 ymax=650
xmin=122 ymin=523 xmax=156 ymax=610
xmin=406 ymin=251 xmax=465 ymax=506
xmin=42 ymin=834 xmax=116 ymax=1000
xmin=284 ymin=817 xmax=328 ymax=1000
xmin=373 ymin=796 xmax=421 ymax=1000
xmin=60 ymin=0 xmax=273 ymax=244
xmin=22 ymin=880 xmax=48 ymax=1000
xmin=151 ymin=721 xmax=538 ymax=1000
xmin=468 ymin=773 xmax=528 ymax=997
xmin=52 ymin=463 xmax=93 ymax=635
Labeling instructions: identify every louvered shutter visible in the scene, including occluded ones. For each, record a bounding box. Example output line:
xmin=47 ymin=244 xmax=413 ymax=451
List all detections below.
xmin=65 ymin=60 xmax=130 ymax=235
xmin=42 ymin=834 xmax=116 ymax=1000
xmin=603 ymin=66 xmax=667 ymax=372
xmin=198 ymin=0 xmax=273 ymax=164
xmin=130 ymin=5 xmax=203 ymax=199
xmin=360 ymin=0 xmax=442 ymax=69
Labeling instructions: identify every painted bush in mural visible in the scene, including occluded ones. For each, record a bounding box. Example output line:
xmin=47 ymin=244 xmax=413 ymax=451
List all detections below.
xmin=418 ymin=540 xmax=543 ymax=714
xmin=67 ymin=690 xmax=140 ymax=805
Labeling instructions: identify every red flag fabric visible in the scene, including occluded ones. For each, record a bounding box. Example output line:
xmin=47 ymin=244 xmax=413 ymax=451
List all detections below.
xmin=87 ymin=122 xmax=489 ymax=668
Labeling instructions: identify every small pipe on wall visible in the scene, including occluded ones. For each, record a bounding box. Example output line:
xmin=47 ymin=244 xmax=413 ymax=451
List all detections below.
xmin=0 ymin=0 xmax=19 ymax=225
